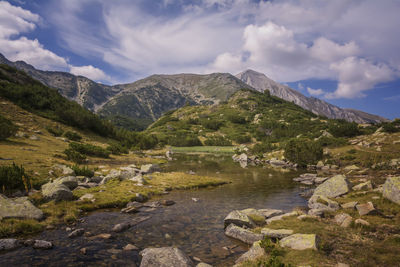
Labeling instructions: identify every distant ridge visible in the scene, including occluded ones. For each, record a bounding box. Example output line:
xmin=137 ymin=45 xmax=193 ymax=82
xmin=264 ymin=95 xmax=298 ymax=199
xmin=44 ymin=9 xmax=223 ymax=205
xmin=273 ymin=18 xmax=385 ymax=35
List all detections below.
xmin=236 ymin=69 xmax=387 ymax=124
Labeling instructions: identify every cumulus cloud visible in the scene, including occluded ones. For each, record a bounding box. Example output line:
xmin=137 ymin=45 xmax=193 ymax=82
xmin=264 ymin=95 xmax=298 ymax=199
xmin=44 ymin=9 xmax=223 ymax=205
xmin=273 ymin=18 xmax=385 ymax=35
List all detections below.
xmin=70 ymin=65 xmax=109 ymax=81
xmin=307 ymin=87 xmax=324 ymax=96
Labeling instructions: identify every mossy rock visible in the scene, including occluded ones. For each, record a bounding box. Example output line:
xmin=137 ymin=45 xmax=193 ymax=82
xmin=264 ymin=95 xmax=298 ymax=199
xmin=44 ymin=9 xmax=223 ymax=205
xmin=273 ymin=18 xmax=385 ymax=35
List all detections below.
xmin=383 ymin=177 xmax=400 ymax=205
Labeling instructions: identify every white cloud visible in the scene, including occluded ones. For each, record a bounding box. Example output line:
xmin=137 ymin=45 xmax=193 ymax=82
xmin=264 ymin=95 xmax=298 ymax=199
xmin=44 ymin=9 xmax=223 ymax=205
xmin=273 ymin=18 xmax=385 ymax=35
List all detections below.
xmin=70 ymin=65 xmax=109 ymax=81
xmin=327 ymin=57 xmax=395 ymax=99
xmin=307 ymin=87 xmax=324 ymax=96
xmin=0 ymin=1 xmax=39 ymax=38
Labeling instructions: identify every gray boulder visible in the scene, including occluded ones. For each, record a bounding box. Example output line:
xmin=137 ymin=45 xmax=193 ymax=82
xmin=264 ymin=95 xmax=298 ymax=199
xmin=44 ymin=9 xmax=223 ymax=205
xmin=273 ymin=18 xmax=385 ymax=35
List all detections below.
xmin=0 ymin=239 xmax=21 ymax=251
xmin=52 ymin=164 xmax=75 ymax=176
xmin=140 ymin=247 xmax=193 ymax=267
xmin=257 ymin=209 xmax=283 ymax=219
xmin=356 ymin=202 xmax=377 ymax=216
xmin=313 ymin=175 xmax=351 ymax=198
xmin=308 ymin=195 xmax=339 ymax=211
xmin=0 ymin=194 xmax=44 ymax=220
xmin=224 ymin=224 xmax=264 ymax=244
xmin=266 ymin=211 xmax=298 ymax=224
xmin=32 ymin=240 xmax=53 ymax=249
xmin=224 ymin=210 xmax=254 ymax=228
xmin=279 ymin=234 xmax=319 ymax=250
xmin=234 ymin=241 xmax=265 ymax=265
xmin=334 ymin=213 xmax=352 ymax=227
xmin=261 ymin=228 xmax=293 ymax=239
xmin=41 ymin=182 xmax=74 ymax=201
xmin=382 ymin=177 xmax=400 ymax=205
xmin=353 ymin=181 xmax=373 ymax=191
xmin=54 ymin=176 xmax=78 ymax=190
xmin=140 ymin=164 xmax=160 ymax=174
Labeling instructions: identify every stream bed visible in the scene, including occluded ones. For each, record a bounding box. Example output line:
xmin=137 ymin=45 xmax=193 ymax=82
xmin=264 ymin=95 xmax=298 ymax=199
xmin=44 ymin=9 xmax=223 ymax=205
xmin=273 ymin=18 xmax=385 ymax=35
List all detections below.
xmin=0 ymin=154 xmax=308 ymax=266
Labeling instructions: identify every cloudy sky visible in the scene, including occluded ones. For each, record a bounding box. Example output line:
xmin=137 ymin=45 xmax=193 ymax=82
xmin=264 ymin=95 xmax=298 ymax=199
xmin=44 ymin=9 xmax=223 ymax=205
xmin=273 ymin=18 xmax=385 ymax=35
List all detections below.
xmin=0 ymin=0 xmax=399 ymax=119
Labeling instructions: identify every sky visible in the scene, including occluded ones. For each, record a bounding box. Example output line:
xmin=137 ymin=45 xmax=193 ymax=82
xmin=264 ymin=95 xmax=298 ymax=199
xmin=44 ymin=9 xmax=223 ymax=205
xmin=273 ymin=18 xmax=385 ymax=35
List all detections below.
xmin=0 ymin=0 xmax=399 ymax=119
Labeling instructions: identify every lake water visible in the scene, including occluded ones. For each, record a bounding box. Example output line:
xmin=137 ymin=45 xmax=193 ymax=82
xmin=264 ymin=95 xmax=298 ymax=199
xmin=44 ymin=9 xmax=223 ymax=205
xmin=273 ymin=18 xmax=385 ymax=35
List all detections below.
xmin=0 ymin=154 xmax=308 ymax=266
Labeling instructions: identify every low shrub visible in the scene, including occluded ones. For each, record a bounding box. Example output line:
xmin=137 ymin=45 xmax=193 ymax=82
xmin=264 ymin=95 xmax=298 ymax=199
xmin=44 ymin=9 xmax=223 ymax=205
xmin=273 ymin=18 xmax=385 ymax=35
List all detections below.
xmin=68 ymin=142 xmax=110 ymax=158
xmin=46 ymin=126 xmax=63 ymax=137
xmin=226 ymin=113 xmax=246 ymax=124
xmin=0 ymin=163 xmax=31 ymax=194
xmin=201 ymin=119 xmax=223 ymax=130
xmin=63 ymin=131 xmax=82 ymax=141
xmin=251 ymin=141 xmax=275 ymax=155
xmin=107 ymin=143 xmax=129 ymax=155
xmin=284 ymin=139 xmax=323 ymax=167
xmin=204 ymin=135 xmax=232 ymax=146
xmin=71 ymin=165 xmax=94 ymax=177
xmin=64 ymin=149 xmax=86 ymax=164
xmin=231 ymin=134 xmax=251 ymax=144
xmin=0 ymin=115 xmax=17 ymax=141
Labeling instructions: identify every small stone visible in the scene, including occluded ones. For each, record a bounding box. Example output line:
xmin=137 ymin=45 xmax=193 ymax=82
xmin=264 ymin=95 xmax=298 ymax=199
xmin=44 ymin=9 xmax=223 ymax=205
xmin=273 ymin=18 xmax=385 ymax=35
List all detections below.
xmin=123 ymin=244 xmax=139 ymax=251
xmin=341 ymin=201 xmax=358 ymax=209
xmin=334 ymin=213 xmax=352 ymax=227
xmin=32 ymin=240 xmax=53 ymax=249
xmin=68 ymin=228 xmax=84 ymax=238
xmin=355 ymin=218 xmax=370 ymax=226
xmin=121 ymin=206 xmax=138 ymax=213
xmin=165 ymin=233 xmax=171 ymax=239
xmin=336 ymin=263 xmax=349 ymax=267
xmin=356 ymin=202 xmax=378 ymax=216
xmin=161 ymin=200 xmax=175 ymax=206
xmin=112 ymin=222 xmax=131 ymax=233
xmin=88 ymin=233 xmax=112 ymax=240
xmin=80 ymin=247 xmax=87 ymax=255
xmin=352 ymin=181 xmax=373 ymax=191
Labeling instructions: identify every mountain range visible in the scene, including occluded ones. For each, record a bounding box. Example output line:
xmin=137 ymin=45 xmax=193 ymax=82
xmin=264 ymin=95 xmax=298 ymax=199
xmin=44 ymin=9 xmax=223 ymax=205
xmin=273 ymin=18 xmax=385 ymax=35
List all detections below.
xmin=0 ymin=53 xmax=386 ymax=129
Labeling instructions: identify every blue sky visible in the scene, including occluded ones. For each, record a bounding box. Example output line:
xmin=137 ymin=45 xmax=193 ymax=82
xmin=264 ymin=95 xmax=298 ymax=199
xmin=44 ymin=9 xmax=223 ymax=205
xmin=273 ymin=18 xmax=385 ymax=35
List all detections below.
xmin=0 ymin=0 xmax=399 ymax=119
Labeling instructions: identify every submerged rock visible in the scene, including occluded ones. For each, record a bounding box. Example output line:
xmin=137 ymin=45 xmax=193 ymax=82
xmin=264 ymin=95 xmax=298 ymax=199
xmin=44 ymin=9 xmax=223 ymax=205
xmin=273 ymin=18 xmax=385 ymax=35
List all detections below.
xmin=382 ymin=177 xmax=400 ymax=205
xmin=224 ymin=224 xmax=264 ymax=244
xmin=279 ymin=234 xmax=319 ymax=250
xmin=313 ymin=175 xmax=351 ymax=198
xmin=32 ymin=240 xmax=53 ymax=249
xmin=139 ymin=247 xmax=193 ymax=267
xmin=0 ymin=194 xmax=44 ymax=221
xmin=0 ymin=239 xmax=21 ymax=251
xmin=68 ymin=228 xmax=85 ymax=238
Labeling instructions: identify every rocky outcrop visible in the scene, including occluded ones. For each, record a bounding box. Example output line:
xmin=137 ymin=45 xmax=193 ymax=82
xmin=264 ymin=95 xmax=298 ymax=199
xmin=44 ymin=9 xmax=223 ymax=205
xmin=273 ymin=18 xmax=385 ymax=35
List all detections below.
xmin=224 ymin=224 xmax=264 ymax=245
xmin=313 ymin=175 xmax=351 ymax=198
xmin=139 ymin=247 xmax=193 ymax=267
xmin=308 ymin=195 xmax=340 ymax=212
xmin=279 ymin=234 xmax=319 ymax=250
xmin=0 ymin=194 xmax=44 ymax=220
xmin=382 ymin=177 xmax=400 ymax=205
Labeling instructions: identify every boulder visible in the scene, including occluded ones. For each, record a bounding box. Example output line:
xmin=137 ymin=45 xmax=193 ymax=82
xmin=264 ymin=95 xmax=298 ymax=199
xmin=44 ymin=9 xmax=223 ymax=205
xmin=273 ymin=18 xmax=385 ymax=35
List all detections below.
xmin=139 ymin=247 xmax=193 ymax=267
xmin=279 ymin=234 xmax=319 ymax=250
xmin=258 ymin=209 xmax=283 ymax=219
xmin=353 ymin=181 xmax=373 ymax=191
xmin=356 ymin=202 xmax=377 ymax=216
xmin=52 ymin=164 xmax=75 ymax=176
xmin=0 ymin=195 xmax=44 ymax=220
xmin=341 ymin=201 xmax=358 ymax=209
xmin=235 ymin=241 xmax=265 ymax=265
xmin=308 ymin=195 xmax=339 ymax=211
xmin=224 ymin=224 xmax=264 ymax=245
xmin=334 ymin=213 xmax=352 ymax=227
xmin=140 ymin=164 xmax=160 ymax=174
xmin=41 ymin=182 xmax=73 ymax=201
xmin=240 ymin=208 xmax=266 ymax=225
xmin=266 ymin=211 xmax=298 ymax=224
xmin=54 ymin=176 xmax=78 ymax=190
xmin=307 ymin=209 xmax=325 ymax=217
xmin=382 ymin=177 xmax=400 ymax=205
xmin=261 ymin=228 xmax=293 ymax=239
xmin=313 ymin=175 xmax=351 ymax=198
xmin=32 ymin=240 xmax=53 ymax=249
xmin=238 ymin=153 xmax=248 ymax=162
xmin=224 ymin=210 xmax=254 ymax=228
xmin=0 ymin=239 xmax=21 ymax=251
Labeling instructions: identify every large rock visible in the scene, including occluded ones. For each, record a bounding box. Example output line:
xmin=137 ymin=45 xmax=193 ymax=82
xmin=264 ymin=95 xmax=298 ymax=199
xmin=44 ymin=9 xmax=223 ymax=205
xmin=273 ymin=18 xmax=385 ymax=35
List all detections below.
xmin=334 ymin=213 xmax=352 ymax=227
xmin=54 ymin=176 xmax=78 ymax=190
xmin=0 ymin=194 xmax=44 ymax=220
xmin=224 ymin=210 xmax=254 ymax=228
xmin=140 ymin=164 xmax=160 ymax=174
xmin=0 ymin=239 xmax=21 ymax=251
xmin=52 ymin=164 xmax=75 ymax=176
xmin=139 ymin=247 xmax=193 ymax=267
xmin=313 ymin=175 xmax=351 ymax=198
xmin=308 ymin=195 xmax=339 ymax=211
xmin=261 ymin=228 xmax=293 ymax=239
xmin=234 ymin=241 xmax=265 ymax=265
xmin=266 ymin=211 xmax=298 ymax=224
xmin=382 ymin=177 xmax=400 ymax=205
xmin=41 ymin=182 xmax=74 ymax=201
xmin=279 ymin=234 xmax=319 ymax=250
xmin=356 ymin=202 xmax=377 ymax=216
xmin=353 ymin=181 xmax=373 ymax=191
xmin=224 ymin=224 xmax=264 ymax=244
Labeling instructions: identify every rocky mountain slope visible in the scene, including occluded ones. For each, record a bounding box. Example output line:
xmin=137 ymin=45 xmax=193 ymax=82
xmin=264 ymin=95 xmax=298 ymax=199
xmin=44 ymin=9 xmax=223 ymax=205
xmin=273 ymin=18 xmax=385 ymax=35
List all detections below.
xmin=236 ymin=69 xmax=387 ymax=123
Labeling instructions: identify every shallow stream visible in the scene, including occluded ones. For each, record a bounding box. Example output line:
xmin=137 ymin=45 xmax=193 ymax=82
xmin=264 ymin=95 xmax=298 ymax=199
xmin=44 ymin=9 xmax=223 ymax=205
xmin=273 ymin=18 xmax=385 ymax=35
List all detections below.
xmin=0 ymin=154 xmax=307 ymax=266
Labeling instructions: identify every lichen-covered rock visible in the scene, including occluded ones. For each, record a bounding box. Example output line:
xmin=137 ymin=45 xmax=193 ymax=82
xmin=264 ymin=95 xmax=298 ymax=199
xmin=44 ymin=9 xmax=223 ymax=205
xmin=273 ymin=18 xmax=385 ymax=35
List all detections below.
xmin=341 ymin=201 xmax=358 ymax=209
xmin=382 ymin=177 xmax=400 ymax=205
xmin=54 ymin=176 xmax=78 ymax=190
xmin=334 ymin=213 xmax=352 ymax=227
xmin=308 ymin=195 xmax=339 ymax=211
xmin=0 ymin=239 xmax=21 ymax=251
xmin=353 ymin=181 xmax=373 ymax=191
xmin=0 ymin=194 xmax=44 ymax=220
xmin=224 ymin=210 xmax=254 ymax=228
xmin=234 ymin=241 xmax=265 ymax=265
xmin=356 ymin=202 xmax=377 ymax=216
xmin=266 ymin=211 xmax=298 ymax=224
xmin=257 ymin=209 xmax=283 ymax=219
xmin=139 ymin=247 xmax=193 ymax=267
xmin=41 ymin=182 xmax=73 ymax=201
xmin=52 ymin=164 xmax=75 ymax=176
xmin=140 ymin=164 xmax=160 ymax=174
xmin=224 ymin=224 xmax=264 ymax=244
xmin=261 ymin=228 xmax=293 ymax=239
xmin=279 ymin=234 xmax=319 ymax=250
xmin=313 ymin=175 xmax=351 ymax=198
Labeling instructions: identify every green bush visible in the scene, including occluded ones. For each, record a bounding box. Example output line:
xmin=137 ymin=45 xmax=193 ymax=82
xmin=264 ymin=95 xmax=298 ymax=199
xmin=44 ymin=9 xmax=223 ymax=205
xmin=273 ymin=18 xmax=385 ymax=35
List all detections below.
xmin=382 ymin=122 xmax=400 ymax=133
xmin=328 ymin=121 xmax=360 ymax=137
xmin=71 ymin=165 xmax=94 ymax=177
xmin=0 ymin=163 xmax=31 ymax=194
xmin=169 ymin=135 xmax=202 ymax=147
xmin=252 ymin=141 xmax=275 ymax=155
xmin=284 ymin=139 xmax=323 ymax=167
xmin=226 ymin=113 xmax=246 ymax=124
xmin=63 ymin=131 xmax=82 ymax=141
xmin=46 ymin=126 xmax=63 ymax=137
xmin=64 ymin=149 xmax=86 ymax=164
xmin=0 ymin=115 xmax=17 ymax=141
xmin=68 ymin=142 xmax=110 ymax=158
xmin=231 ymin=134 xmax=251 ymax=144
xmin=201 ymin=119 xmax=223 ymax=130
xmin=107 ymin=143 xmax=129 ymax=155
xmin=204 ymin=135 xmax=232 ymax=146
xmin=317 ymin=136 xmax=348 ymax=147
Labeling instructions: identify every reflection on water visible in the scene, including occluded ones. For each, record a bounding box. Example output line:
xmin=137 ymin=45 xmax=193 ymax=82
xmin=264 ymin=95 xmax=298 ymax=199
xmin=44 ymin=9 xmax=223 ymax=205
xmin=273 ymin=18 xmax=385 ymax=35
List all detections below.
xmin=0 ymin=154 xmax=307 ymax=266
